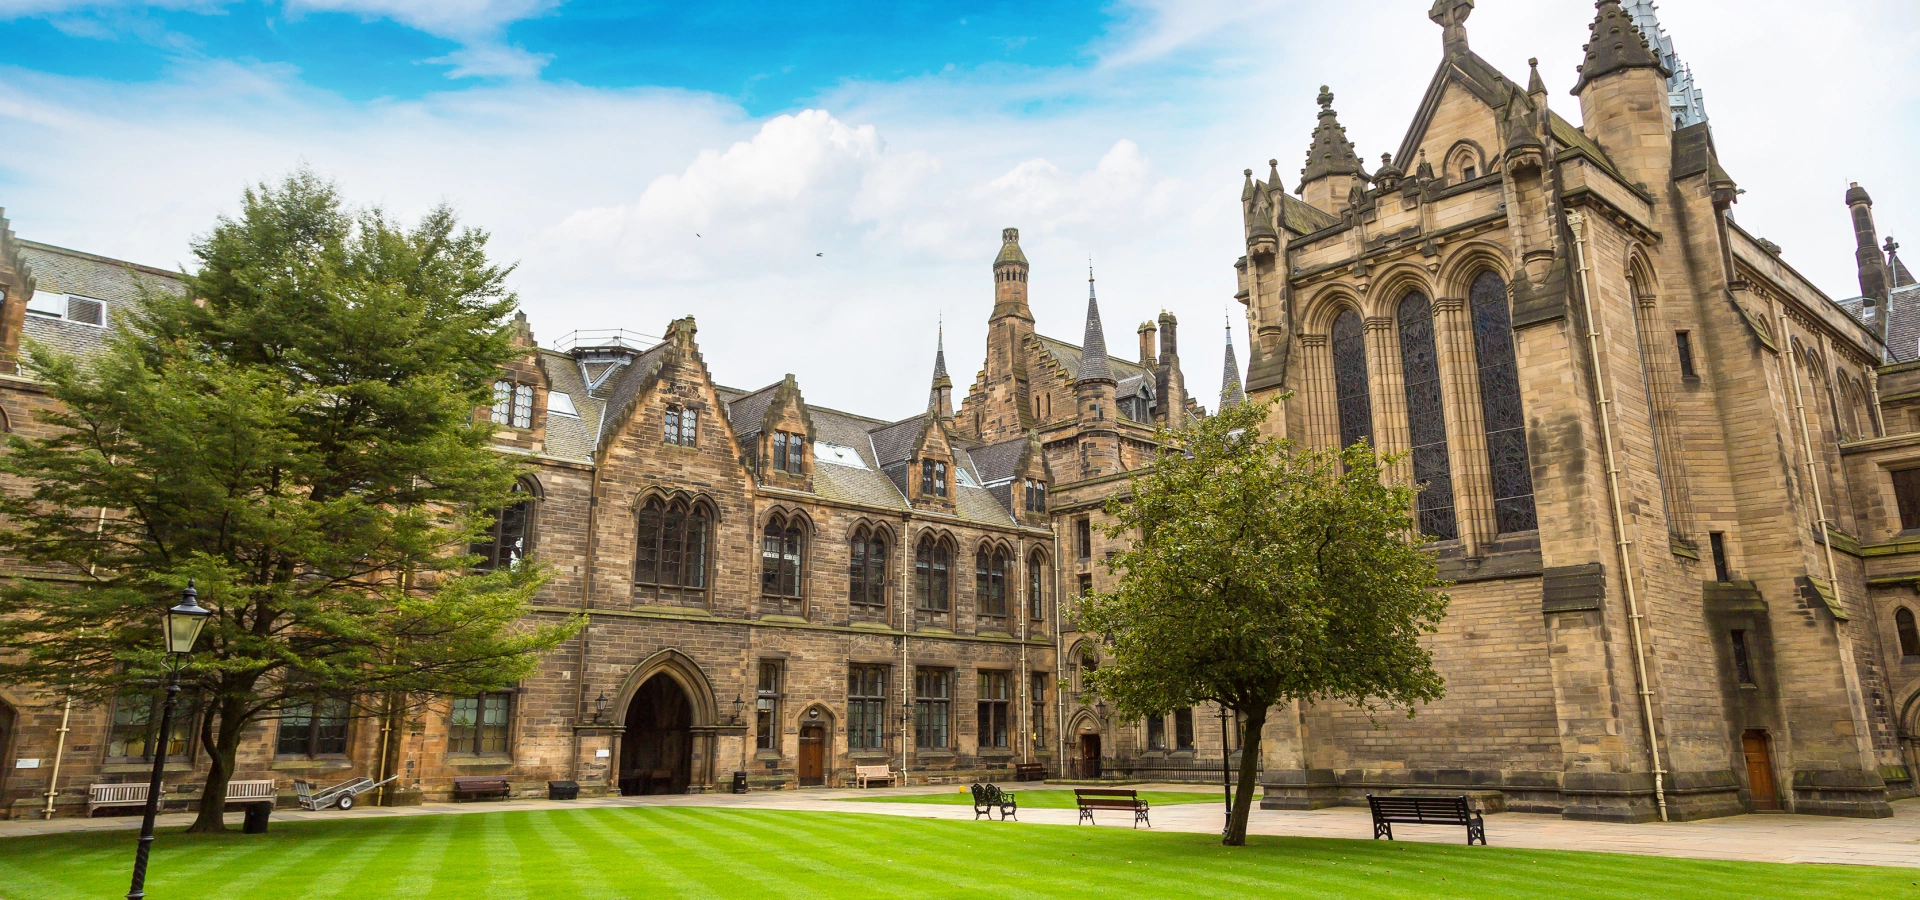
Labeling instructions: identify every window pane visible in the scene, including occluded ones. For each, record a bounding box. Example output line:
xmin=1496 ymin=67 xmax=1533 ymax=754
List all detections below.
xmin=450 ymin=697 xmax=478 ymax=754
xmin=787 ymin=433 xmax=803 ymax=472
xmin=684 ymin=512 xmax=707 ymax=589
xmin=682 ymin=409 xmax=698 ymax=447
xmin=1175 ymin=708 xmax=1194 ymax=750
xmin=1332 ymin=309 xmax=1373 ymax=449
xmin=774 ymin=433 xmax=787 ymax=471
xmin=492 ymin=380 xmax=512 ymax=425
xmin=514 ymin=384 xmax=533 ymax=428
xmin=1398 ymin=292 xmax=1456 ymax=540
xmin=1472 ymin=271 xmax=1536 ymax=532
xmin=314 ymin=698 xmax=349 ymax=755
xmin=636 ymin=502 xmax=663 ymax=584
xmin=479 ymin=693 xmax=510 ymax=754
xmin=664 ymin=407 xmax=680 ymax=444
xmin=277 ymin=702 xmax=314 ymax=757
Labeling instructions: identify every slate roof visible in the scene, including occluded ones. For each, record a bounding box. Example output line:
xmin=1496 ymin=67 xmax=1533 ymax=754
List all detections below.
xmin=537 ymin=349 xmax=604 ymax=464
xmin=1845 ymin=285 xmax=1920 ymax=363
xmin=16 ymin=241 xmax=183 ymax=365
xmin=591 ymin=342 xmax=671 ymax=450
xmin=725 ymin=382 xmax=781 ymax=440
xmin=867 ymin=416 xmax=927 ymax=468
xmin=967 ymin=437 xmax=1029 ymax=485
xmin=808 ymin=407 xmax=910 ymax=510
xmin=1035 ymin=334 xmax=1150 ymax=384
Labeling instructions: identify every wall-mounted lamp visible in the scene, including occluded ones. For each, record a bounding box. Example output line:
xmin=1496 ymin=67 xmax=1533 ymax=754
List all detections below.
xmin=594 ymin=692 xmax=608 ymax=724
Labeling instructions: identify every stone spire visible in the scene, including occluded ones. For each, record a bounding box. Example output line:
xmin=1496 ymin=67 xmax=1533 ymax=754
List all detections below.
xmin=1220 ymin=319 xmax=1246 ymax=410
xmin=1623 ymin=0 xmax=1708 ymax=127
xmin=928 ymin=320 xmax=955 ymax=422
xmin=1297 ymin=86 xmax=1367 ymax=192
xmin=1075 ymin=267 xmax=1113 ymax=385
xmin=1572 ymin=0 xmax=1671 ymax=95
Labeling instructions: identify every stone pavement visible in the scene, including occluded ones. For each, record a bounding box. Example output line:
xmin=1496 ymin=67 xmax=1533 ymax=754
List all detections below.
xmin=4 ymin=785 xmax=1915 ymax=869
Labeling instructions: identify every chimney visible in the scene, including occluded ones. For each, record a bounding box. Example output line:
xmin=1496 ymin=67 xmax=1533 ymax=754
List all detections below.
xmin=1138 ymin=322 xmax=1157 ymax=368
xmin=1849 ymin=183 xmax=1891 ymax=338
xmin=1157 ymin=311 xmax=1178 ymax=360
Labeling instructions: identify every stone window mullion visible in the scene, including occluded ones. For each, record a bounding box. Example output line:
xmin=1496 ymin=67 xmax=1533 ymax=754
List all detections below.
xmin=1434 ymin=296 xmax=1492 ymax=556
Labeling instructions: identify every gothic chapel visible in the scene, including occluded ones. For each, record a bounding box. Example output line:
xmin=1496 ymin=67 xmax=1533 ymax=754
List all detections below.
xmin=1235 ymin=0 xmax=1913 ymax=820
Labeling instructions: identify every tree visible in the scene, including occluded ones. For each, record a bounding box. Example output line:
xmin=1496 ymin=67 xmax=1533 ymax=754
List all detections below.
xmin=0 ymin=171 xmax=578 ymax=832
xmin=1075 ymin=399 xmax=1449 ymax=845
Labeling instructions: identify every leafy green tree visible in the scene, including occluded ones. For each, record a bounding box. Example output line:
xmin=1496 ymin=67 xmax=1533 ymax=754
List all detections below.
xmin=0 ymin=171 xmax=577 ymax=832
xmin=1076 ymin=399 xmax=1449 ymax=845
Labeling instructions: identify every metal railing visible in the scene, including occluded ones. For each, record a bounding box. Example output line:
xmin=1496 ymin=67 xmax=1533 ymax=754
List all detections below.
xmin=552 ymin=329 xmax=661 ymax=353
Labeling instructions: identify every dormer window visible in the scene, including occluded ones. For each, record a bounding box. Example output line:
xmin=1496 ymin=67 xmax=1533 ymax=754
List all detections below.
xmin=772 ymin=431 xmax=805 ymax=473
xmin=492 ymin=380 xmax=534 ymax=428
xmin=664 ymin=406 xmax=698 ymax=447
xmin=920 ymin=460 xmax=948 ymax=497
xmin=1024 ymin=479 xmax=1048 ymax=513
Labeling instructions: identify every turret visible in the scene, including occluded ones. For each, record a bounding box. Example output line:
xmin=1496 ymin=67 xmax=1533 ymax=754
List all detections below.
xmin=1572 ymin=0 xmax=1674 ymax=189
xmin=928 ymin=323 xmax=954 ymax=423
xmin=1850 ymin=183 xmax=1892 ymax=338
xmin=974 ymin=227 xmax=1038 ymax=442
xmin=1623 ymin=0 xmax=1709 ymax=128
xmin=1297 ymin=86 xmax=1369 ymax=215
xmin=1073 ymin=269 xmax=1120 ymax=479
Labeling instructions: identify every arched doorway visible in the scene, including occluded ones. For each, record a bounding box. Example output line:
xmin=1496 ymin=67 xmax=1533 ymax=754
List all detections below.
xmin=621 ymin=675 xmax=693 ymax=796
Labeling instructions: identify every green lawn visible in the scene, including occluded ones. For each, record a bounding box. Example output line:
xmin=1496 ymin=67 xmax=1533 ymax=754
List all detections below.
xmin=853 ymin=788 xmax=1234 ymax=809
xmin=0 ymin=807 xmax=1911 ymax=900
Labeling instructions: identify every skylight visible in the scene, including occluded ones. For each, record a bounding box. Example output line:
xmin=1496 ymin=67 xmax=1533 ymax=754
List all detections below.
xmin=813 ymin=441 xmax=868 ymax=470
xmin=549 ymin=391 xmax=579 ymax=417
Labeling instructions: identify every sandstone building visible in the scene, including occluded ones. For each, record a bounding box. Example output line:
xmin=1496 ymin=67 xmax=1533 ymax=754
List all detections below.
xmin=0 ymin=0 xmax=1916 ymax=826
xmin=1233 ymin=0 xmax=1914 ymax=820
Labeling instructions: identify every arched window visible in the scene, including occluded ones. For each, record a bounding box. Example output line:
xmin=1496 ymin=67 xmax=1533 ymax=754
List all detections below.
xmin=848 ymin=526 xmax=888 ymax=609
xmin=1398 ymin=292 xmax=1456 ymax=539
xmin=1470 ymin=271 xmax=1537 ymax=532
xmin=472 ymin=481 xmax=533 ymax=571
xmin=1331 ymin=308 xmax=1373 ymax=449
xmin=1897 ymin=607 xmax=1920 ymax=657
xmin=635 ymin=496 xmax=709 ymax=601
xmin=976 ymin=546 xmax=1010 ymax=624
xmin=761 ymin=514 xmax=805 ymax=604
xmin=1027 ymin=550 xmax=1047 ymax=622
xmin=915 ymin=535 xmax=951 ymax=619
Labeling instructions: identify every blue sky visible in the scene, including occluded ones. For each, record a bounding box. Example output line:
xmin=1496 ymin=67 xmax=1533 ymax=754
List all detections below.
xmin=1 ymin=1 xmax=1917 ymax=417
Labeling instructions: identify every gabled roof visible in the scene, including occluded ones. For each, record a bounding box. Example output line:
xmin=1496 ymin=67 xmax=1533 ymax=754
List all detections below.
xmin=725 ymin=381 xmax=782 ymax=440
xmin=868 ymin=415 xmax=930 ymax=468
xmin=968 ymin=436 xmax=1030 ymax=485
xmin=592 ymin=339 xmax=674 ymax=453
xmin=1036 ymin=334 xmax=1150 ymax=385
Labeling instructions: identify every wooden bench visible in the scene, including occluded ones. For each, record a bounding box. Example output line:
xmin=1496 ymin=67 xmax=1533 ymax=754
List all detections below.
xmin=969 ymin=782 xmax=1017 ymax=821
xmin=451 ymin=777 xmax=512 ymax=801
xmin=1013 ymin=763 xmax=1046 ymax=782
xmin=1366 ymin=794 xmax=1486 ymax=846
xmin=1074 ymin=788 xmax=1150 ymax=828
xmin=88 ymin=783 xmax=157 ymax=817
xmin=225 ymin=780 xmax=277 ymax=806
xmin=854 ymin=764 xmax=896 ymax=789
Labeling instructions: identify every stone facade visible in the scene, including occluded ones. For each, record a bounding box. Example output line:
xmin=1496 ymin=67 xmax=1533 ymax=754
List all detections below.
xmin=0 ymin=208 xmax=1230 ymax=815
xmin=1234 ymin=1 xmax=1911 ymax=821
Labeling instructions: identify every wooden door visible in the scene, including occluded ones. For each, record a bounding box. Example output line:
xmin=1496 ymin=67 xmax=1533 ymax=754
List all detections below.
xmin=1079 ymin=734 xmax=1101 ymax=779
xmin=798 ymin=724 xmax=826 ymax=786
xmin=1742 ymin=730 xmax=1779 ymax=811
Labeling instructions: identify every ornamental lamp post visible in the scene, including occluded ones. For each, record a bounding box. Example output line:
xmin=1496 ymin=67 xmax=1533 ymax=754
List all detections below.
xmin=127 ymin=581 xmax=212 ymax=900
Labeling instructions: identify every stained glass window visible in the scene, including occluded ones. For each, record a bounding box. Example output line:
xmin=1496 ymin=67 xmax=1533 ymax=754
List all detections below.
xmin=1398 ymin=292 xmax=1456 ymax=539
xmin=1331 ymin=309 xmax=1373 ymax=449
xmin=1470 ymin=271 xmax=1537 ymax=532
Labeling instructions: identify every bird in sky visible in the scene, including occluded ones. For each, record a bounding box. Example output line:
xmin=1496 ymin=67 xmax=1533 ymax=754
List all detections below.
xmin=816 ymin=252 xmax=823 ymax=257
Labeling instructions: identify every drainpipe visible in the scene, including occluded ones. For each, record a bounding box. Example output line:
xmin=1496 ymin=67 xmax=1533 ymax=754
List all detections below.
xmin=1568 ymin=212 xmax=1669 ymax=822
xmin=900 ymin=517 xmax=912 ymax=783
xmin=1053 ymin=526 xmax=1066 ymax=775
xmin=1019 ymin=543 xmax=1030 ymax=766
xmin=571 ymin=468 xmax=603 ymax=784
xmin=41 ymin=689 xmax=73 ymax=820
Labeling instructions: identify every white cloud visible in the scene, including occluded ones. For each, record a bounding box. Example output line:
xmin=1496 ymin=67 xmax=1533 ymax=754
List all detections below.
xmin=285 ymin=0 xmax=556 ymax=39
xmin=425 ymin=43 xmax=552 ymax=79
xmin=2 ymin=1 xmax=1918 ymax=419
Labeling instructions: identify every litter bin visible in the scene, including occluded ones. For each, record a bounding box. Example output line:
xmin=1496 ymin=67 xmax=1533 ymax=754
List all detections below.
xmin=547 ymin=780 xmax=579 ymax=801
xmin=731 ymin=771 xmax=749 ymax=794
xmin=243 ymin=802 xmax=272 ymax=834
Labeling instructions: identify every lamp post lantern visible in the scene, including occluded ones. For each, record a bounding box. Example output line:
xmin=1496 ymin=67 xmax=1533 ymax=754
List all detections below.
xmin=127 ymin=581 xmax=212 ymax=900
xmin=594 ymin=692 xmax=608 ymax=724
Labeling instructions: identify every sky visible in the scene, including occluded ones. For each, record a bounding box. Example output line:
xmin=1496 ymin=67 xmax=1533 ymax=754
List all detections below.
xmin=0 ymin=0 xmax=1916 ymax=421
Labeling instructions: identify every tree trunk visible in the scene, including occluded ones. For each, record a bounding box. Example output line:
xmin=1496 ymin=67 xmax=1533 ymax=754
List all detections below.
xmin=1224 ymin=704 xmax=1267 ymax=846
xmin=184 ymin=695 xmax=248 ymax=833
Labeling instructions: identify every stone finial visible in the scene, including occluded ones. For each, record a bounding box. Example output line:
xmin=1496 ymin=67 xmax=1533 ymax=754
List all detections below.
xmin=1299 ymin=86 xmax=1367 ymax=191
xmin=1528 ymin=58 xmax=1546 ymax=95
xmin=1219 ymin=319 xmax=1247 ymax=410
xmin=1429 ymin=0 xmax=1473 ymax=49
xmin=1242 ymin=168 xmax=1255 ymax=202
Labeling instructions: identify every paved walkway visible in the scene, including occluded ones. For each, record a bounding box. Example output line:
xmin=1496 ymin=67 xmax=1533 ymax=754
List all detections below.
xmin=7 ymin=785 xmax=1917 ymax=869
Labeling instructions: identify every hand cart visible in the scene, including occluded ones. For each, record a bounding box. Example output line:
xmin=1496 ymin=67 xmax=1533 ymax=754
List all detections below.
xmin=294 ymin=775 xmax=397 ymax=811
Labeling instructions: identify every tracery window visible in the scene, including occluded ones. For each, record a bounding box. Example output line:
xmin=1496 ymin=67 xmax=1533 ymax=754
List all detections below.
xmin=848 ymin=526 xmax=888 ymax=609
xmin=634 ymin=497 xmax=710 ymax=603
xmin=914 ymin=534 xmax=952 ymax=622
xmin=1331 ymin=309 xmax=1373 ymax=449
xmin=975 ymin=546 xmax=1010 ymax=627
xmin=1398 ymin=292 xmax=1456 ymax=539
xmin=1470 ymin=271 xmax=1537 ymax=533
xmin=472 ymin=480 xmax=533 ymax=571
xmin=761 ymin=514 xmax=806 ymax=615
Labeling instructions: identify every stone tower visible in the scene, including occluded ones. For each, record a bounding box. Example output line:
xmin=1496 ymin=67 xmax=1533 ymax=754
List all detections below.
xmin=974 ymin=227 xmax=1036 ymax=441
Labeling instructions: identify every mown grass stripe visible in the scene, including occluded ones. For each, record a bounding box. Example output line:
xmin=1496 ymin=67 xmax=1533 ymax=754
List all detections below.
xmin=380 ymin=815 xmax=460 ymax=900
xmin=565 ymin=806 xmax=727 ymax=899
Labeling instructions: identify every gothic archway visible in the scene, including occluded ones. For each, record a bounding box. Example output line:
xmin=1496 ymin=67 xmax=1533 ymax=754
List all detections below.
xmin=621 ymin=674 xmax=693 ymax=796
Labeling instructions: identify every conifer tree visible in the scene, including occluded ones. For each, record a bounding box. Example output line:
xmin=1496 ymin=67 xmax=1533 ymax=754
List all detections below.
xmin=0 ymin=171 xmax=577 ymax=832
xmin=1077 ymin=399 xmax=1449 ymax=845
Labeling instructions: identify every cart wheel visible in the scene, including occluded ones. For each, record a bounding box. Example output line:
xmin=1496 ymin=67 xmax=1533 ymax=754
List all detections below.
xmin=337 ymin=794 xmax=354 ymax=810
